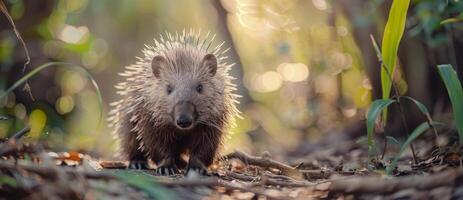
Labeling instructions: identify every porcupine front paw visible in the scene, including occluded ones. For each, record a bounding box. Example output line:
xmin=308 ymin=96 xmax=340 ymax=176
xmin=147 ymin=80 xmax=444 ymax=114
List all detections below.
xmin=128 ymin=160 xmax=149 ymax=170
xmin=186 ymin=166 xmax=208 ymax=176
xmin=156 ymin=164 xmax=179 ymax=175
xmin=186 ymin=158 xmax=209 ymax=176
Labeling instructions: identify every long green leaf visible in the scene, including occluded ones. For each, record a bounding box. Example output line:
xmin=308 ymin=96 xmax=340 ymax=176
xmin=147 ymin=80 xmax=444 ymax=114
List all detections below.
xmin=438 ymin=64 xmax=463 ymax=141
xmin=387 ymin=122 xmax=444 ymax=174
xmin=401 ymin=96 xmax=440 ymax=139
xmin=381 ymin=0 xmax=410 ymax=111
xmin=113 ymin=171 xmax=175 ymax=199
xmin=440 ymin=13 xmax=463 ymax=25
xmin=400 ymin=96 xmax=430 ymax=117
xmin=0 ymin=62 xmax=104 ymax=127
xmin=366 ymin=99 xmax=396 ymax=158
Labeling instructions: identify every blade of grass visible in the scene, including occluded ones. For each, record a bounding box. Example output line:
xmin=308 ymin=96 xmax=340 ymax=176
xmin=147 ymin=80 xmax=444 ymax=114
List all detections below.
xmin=437 ymin=64 xmax=463 ymax=141
xmin=112 ymin=171 xmax=175 ymax=199
xmin=366 ymin=99 xmax=396 ymax=160
xmin=386 ymin=122 xmax=444 ymax=174
xmin=386 ymin=136 xmax=400 ymax=145
xmin=400 ymin=96 xmax=440 ymax=145
xmin=380 ymin=0 xmax=410 ymax=117
xmin=441 ymin=13 xmax=463 ymax=25
xmin=0 ymin=62 xmax=104 ymax=128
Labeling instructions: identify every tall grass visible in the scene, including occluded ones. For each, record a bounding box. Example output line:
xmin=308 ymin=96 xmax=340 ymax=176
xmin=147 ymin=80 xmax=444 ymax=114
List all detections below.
xmin=438 ymin=64 xmax=463 ymax=141
xmin=0 ymin=62 xmax=104 ymax=128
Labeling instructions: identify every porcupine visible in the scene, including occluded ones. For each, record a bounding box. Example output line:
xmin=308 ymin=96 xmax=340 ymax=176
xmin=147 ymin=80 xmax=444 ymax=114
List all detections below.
xmin=108 ymin=30 xmax=239 ymax=175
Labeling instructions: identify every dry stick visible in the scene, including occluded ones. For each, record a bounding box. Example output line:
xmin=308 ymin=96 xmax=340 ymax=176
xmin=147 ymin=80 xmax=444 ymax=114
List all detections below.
xmin=0 ymin=0 xmax=33 ymax=99
xmin=369 ymin=34 xmax=418 ymax=164
xmin=10 ymin=126 xmax=31 ymax=140
xmin=223 ymin=150 xmax=303 ymax=179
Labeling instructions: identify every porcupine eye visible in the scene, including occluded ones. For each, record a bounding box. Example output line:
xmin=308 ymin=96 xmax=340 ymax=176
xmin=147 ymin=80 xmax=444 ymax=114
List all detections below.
xmin=166 ymin=85 xmax=173 ymax=95
xmin=196 ymin=84 xmax=203 ymax=93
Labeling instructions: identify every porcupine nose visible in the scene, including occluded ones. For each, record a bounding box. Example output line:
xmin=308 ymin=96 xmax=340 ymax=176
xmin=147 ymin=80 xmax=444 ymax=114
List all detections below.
xmin=176 ymin=115 xmax=193 ymax=128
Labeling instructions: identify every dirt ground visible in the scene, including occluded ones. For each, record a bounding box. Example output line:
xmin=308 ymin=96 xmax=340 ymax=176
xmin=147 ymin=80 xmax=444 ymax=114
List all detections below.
xmin=1 ymin=129 xmax=463 ymax=200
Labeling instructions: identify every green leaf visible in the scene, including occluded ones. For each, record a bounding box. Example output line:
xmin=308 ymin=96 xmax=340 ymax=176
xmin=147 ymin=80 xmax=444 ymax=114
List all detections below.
xmin=0 ymin=175 xmax=17 ymax=187
xmin=400 ymin=96 xmax=433 ymax=122
xmin=0 ymin=62 xmax=104 ymax=128
xmin=386 ymin=136 xmax=400 ymax=145
xmin=438 ymin=64 xmax=463 ymax=141
xmin=400 ymin=96 xmax=429 ymax=116
xmin=113 ymin=171 xmax=175 ymax=199
xmin=387 ymin=122 xmax=444 ymax=174
xmin=381 ymin=0 xmax=411 ymax=115
xmin=366 ymin=99 xmax=396 ymax=158
xmin=440 ymin=13 xmax=463 ymax=25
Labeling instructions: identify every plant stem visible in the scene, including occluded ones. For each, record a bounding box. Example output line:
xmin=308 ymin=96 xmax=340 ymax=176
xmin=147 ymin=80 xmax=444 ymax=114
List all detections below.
xmin=395 ymin=96 xmax=418 ymax=164
xmin=381 ymin=134 xmax=388 ymax=160
xmin=370 ymin=35 xmax=418 ymax=164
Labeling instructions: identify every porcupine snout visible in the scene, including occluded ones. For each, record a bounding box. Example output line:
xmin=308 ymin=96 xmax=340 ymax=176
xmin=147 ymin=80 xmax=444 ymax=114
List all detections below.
xmin=173 ymin=101 xmax=197 ymax=130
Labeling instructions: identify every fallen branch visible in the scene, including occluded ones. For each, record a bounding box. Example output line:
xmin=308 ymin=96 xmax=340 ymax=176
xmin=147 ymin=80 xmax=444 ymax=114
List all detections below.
xmin=0 ymin=161 xmax=286 ymax=199
xmin=0 ymin=161 xmax=114 ymax=180
xmin=223 ymin=150 xmax=303 ymax=179
xmin=328 ymin=169 xmax=463 ymax=194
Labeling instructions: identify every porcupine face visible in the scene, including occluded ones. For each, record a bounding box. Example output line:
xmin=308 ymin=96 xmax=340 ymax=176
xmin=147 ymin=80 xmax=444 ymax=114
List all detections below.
xmin=151 ymin=49 xmax=220 ymax=131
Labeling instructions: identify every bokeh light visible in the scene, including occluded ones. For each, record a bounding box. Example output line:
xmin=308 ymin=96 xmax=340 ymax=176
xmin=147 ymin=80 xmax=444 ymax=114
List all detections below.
xmin=277 ymin=62 xmax=310 ymax=82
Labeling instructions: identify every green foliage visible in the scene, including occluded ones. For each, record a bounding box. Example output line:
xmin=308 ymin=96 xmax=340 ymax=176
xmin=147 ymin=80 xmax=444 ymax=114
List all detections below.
xmin=440 ymin=13 xmax=463 ymax=24
xmin=112 ymin=171 xmax=175 ymax=199
xmin=411 ymin=0 xmax=463 ymax=46
xmin=387 ymin=122 xmax=444 ymax=174
xmin=386 ymin=136 xmax=400 ymax=145
xmin=0 ymin=175 xmax=17 ymax=187
xmin=366 ymin=99 xmax=396 ymax=158
xmin=438 ymin=64 xmax=463 ymax=141
xmin=400 ymin=96 xmax=430 ymax=118
xmin=0 ymin=62 xmax=104 ymax=127
xmin=380 ymin=0 xmax=410 ymax=105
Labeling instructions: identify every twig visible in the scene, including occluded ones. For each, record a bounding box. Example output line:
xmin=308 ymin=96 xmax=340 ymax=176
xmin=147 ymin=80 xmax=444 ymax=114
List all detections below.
xmin=223 ymin=150 xmax=303 ymax=179
xmin=0 ymin=0 xmax=33 ymax=100
xmin=11 ymin=126 xmax=31 ymax=140
xmin=0 ymin=126 xmax=31 ymax=156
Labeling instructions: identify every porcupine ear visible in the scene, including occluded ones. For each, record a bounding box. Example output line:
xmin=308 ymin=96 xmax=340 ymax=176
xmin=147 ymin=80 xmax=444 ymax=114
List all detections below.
xmin=201 ymin=54 xmax=217 ymax=77
xmin=151 ymin=55 xmax=166 ymax=78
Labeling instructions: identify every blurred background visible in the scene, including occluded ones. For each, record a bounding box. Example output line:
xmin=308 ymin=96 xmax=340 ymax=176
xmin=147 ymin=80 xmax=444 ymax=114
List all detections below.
xmin=0 ymin=0 xmax=462 ymax=158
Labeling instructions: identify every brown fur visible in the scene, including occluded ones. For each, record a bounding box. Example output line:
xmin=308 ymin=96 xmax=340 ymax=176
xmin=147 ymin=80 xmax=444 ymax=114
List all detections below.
xmin=108 ymin=30 xmax=239 ymax=172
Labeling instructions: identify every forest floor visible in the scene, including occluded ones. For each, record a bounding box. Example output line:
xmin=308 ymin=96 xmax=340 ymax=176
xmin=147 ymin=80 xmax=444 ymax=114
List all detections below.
xmin=1 ymin=128 xmax=463 ymax=200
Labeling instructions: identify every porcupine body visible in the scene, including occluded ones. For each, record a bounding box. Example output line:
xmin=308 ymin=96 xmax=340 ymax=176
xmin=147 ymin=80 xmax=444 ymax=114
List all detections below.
xmin=108 ymin=30 xmax=239 ymax=175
